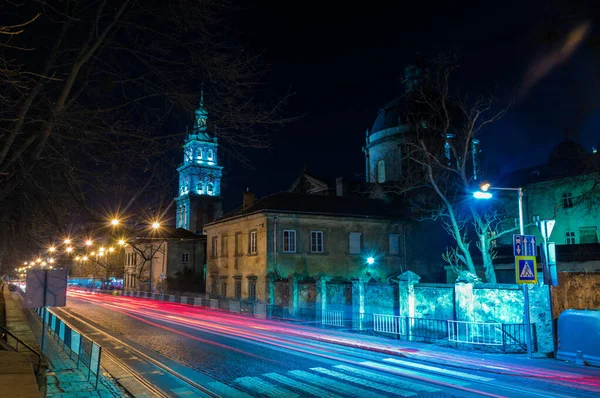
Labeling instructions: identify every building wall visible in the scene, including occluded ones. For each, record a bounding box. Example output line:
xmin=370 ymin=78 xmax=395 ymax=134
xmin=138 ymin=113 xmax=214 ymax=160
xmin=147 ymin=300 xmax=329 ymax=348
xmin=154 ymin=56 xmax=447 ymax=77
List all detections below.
xmin=496 ymin=174 xmax=600 ymax=247
xmin=205 ymin=212 xmax=405 ymax=302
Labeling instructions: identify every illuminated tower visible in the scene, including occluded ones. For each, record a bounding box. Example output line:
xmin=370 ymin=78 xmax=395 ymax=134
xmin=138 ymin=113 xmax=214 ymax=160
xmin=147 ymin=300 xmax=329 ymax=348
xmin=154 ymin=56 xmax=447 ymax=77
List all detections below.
xmin=175 ymin=89 xmax=223 ymax=233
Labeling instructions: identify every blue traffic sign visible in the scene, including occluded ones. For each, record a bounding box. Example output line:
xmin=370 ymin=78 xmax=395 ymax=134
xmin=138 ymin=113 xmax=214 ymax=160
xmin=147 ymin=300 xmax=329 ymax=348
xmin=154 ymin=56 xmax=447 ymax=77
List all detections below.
xmin=513 ymin=234 xmax=537 ymax=256
xmin=516 ymin=256 xmax=538 ymax=284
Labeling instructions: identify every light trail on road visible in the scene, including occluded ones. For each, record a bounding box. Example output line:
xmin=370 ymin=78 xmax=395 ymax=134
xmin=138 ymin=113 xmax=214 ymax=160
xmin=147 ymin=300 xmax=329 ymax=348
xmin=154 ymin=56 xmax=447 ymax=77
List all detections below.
xmin=64 ymin=290 xmax=600 ymax=397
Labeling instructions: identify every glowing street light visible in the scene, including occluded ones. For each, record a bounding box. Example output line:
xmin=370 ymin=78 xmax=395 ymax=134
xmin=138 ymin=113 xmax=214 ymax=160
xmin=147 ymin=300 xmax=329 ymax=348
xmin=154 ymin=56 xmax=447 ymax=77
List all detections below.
xmin=111 ymin=218 xmax=120 ymax=226
xmin=118 ymin=239 xmax=126 ymax=246
xmin=48 ymin=246 xmax=56 ymax=253
xmin=86 ymin=239 xmax=93 ymax=246
xmin=473 ymin=191 xmax=492 ymax=199
xmin=152 ymin=221 xmax=161 ymax=230
xmin=367 ymin=257 xmax=375 ymax=265
xmin=108 ymin=247 xmax=114 ymax=253
xmin=64 ymin=238 xmax=71 ymax=245
xmin=23 ymin=261 xmax=27 ymax=265
xmin=480 ymin=182 xmax=492 ymax=192
xmin=36 ymin=258 xmax=42 ymax=263
xmin=82 ymin=256 xmax=88 ymax=261
xmin=66 ymin=247 xmax=73 ymax=253
xmin=48 ymin=258 xmax=55 ymax=264
xmin=75 ymin=256 xmax=81 ymax=261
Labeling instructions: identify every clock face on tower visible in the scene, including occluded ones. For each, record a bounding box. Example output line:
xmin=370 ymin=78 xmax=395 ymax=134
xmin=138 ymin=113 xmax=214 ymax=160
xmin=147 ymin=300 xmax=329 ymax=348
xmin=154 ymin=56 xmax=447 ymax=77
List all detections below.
xmin=196 ymin=116 xmax=206 ymax=128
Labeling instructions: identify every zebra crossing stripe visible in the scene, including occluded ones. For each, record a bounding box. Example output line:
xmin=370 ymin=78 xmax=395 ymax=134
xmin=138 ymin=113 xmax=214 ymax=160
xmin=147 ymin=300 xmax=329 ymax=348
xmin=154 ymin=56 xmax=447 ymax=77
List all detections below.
xmin=235 ymin=376 xmax=300 ymax=398
xmin=289 ymin=370 xmax=386 ymax=398
xmin=206 ymin=381 xmax=253 ymax=398
xmin=333 ymin=365 xmax=439 ymax=393
xmin=310 ymin=367 xmax=416 ymax=397
xmin=383 ymin=358 xmax=494 ymax=382
xmin=359 ymin=361 xmax=471 ymax=386
xmin=263 ymin=372 xmax=342 ymax=398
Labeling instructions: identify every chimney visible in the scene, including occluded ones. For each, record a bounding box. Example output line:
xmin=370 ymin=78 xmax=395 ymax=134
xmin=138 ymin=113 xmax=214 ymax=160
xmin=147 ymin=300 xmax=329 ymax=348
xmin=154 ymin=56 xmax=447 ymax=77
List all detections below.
xmin=336 ymin=177 xmax=347 ymax=197
xmin=243 ymin=188 xmax=256 ymax=209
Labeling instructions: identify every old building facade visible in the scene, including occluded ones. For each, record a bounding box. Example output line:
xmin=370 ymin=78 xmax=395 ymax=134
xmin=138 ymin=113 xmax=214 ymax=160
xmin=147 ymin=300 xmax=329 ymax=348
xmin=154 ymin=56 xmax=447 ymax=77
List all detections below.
xmin=204 ymin=191 xmax=406 ymax=314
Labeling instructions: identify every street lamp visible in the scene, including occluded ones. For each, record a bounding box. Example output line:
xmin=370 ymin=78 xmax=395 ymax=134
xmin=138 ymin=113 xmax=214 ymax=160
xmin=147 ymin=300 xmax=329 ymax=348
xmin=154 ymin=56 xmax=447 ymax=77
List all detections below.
xmin=473 ymin=182 xmax=531 ymax=358
xmin=152 ymin=221 xmax=161 ymax=230
xmin=85 ymin=239 xmax=93 ymax=246
xmin=366 ymin=257 xmax=375 ymax=265
xmin=48 ymin=246 xmax=56 ymax=253
xmin=111 ymin=218 xmax=120 ymax=226
xmin=64 ymin=238 xmax=71 ymax=245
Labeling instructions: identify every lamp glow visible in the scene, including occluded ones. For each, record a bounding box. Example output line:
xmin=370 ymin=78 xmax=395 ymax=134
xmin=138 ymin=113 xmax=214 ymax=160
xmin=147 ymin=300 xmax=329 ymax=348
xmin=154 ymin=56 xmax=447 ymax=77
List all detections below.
xmin=473 ymin=191 xmax=493 ymax=199
xmin=64 ymin=238 xmax=71 ymax=244
xmin=48 ymin=246 xmax=56 ymax=253
xmin=480 ymin=182 xmax=491 ymax=192
xmin=152 ymin=221 xmax=160 ymax=230
xmin=111 ymin=219 xmax=119 ymax=226
xmin=118 ymin=239 xmax=126 ymax=246
xmin=66 ymin=247 xmax=73 ymax=253
xmin=86 ymin=239 xmax=93 ymax=246
xmin=367 ymin=257 xmax=375 ymax=265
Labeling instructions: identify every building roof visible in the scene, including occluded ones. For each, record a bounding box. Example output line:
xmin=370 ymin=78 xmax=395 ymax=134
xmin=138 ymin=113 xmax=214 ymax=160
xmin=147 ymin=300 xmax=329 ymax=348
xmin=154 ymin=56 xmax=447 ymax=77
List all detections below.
xmin=370 ymin=96 xmax=406 ymax=134
xmin=132 ymin=227 xmax=205 ymax=242
xmin=208 ymin=192 xmax=405 ymax=225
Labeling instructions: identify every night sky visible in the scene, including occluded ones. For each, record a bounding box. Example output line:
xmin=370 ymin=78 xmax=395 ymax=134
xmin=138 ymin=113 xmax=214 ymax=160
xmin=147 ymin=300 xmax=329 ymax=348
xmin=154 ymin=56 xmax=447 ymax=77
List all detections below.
xmin=215 ymin=0 xmax=599 ymax=211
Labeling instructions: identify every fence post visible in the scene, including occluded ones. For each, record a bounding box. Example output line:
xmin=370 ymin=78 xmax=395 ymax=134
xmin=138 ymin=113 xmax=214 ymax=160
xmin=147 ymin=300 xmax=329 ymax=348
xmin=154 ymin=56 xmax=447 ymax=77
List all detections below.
xmin=351 ymin=278 xmax=366 ymax=331
xmin=289 ymin=275 xmax=299 ymax=318
xmin=398 ymin=271 xmax=420 ymax=324
xmin=405 ymin=317 xmax=411 ymax=341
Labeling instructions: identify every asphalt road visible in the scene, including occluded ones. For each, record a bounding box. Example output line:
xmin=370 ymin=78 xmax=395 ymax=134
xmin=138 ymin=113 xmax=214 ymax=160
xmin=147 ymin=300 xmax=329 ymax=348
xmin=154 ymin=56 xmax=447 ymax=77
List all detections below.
xmin=53 ymin=291 xmax=600 ymax=398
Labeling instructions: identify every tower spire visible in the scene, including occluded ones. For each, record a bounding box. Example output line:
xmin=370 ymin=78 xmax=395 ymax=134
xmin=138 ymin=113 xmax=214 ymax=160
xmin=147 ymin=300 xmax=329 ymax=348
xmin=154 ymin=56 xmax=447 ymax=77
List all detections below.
xmin=200 ymin=82 xmax=205 ymax=109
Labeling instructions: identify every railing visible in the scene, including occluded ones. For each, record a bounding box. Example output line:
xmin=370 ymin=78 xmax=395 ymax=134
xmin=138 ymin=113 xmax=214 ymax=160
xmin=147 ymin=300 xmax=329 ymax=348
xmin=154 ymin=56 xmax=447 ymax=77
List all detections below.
xmin=33 ymin=308 xmax=102 ymax=389
xmin=321 ymin=310 xmax=345 ymax=327
xmin=352 ymin=312 xmax=373 ymax=331
xmin=0 ymin=324 xmax=43 ymax=375
xmin=407 ymin=317 xmax=448 ymax=342
xmin=448 ymin=320 xmax=503 ymax=346
xmin=501 ymin=323 xmax=535 ymax=352
xmin=373 ymin=314 xmax=405 ymax=336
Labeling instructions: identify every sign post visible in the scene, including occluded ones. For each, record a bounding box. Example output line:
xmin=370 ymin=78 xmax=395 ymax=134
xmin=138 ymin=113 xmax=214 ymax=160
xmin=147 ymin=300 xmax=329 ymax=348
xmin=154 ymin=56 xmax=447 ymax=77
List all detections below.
xmin=24 ymin=269 xmax=68 ymax=354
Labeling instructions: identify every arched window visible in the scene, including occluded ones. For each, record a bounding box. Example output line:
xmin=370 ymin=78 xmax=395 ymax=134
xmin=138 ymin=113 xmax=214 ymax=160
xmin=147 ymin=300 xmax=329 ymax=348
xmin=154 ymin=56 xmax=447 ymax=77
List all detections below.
xmin=207 ymin=183 xmax=213 ymax=195
xmin=182 ymin=205 xmax=187 ymax=227
xmin=377 ymin=159 xmax=386 ymax=183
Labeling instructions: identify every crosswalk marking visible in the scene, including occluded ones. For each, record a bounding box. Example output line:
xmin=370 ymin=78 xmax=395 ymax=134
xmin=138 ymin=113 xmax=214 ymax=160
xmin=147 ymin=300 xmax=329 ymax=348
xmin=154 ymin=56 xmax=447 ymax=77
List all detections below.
xmin=359 ymin=361 xmax=471 ymax=386
xmin=235 ymin=376 xmax=300 ymax=398
xmin=333 ymin=364 xmax=440 ymax=393
xmin=289 ymin=370 xmax=386 ymax=398
xmin=383 ymin=358 xmax=494 ymax=382
xmin=310 ymin=367 xmax=416 ymax=397
xmin=206 ymin=381 xmax=253 ymax=398
xmin=263 ymin=372 xmax=342 ymax=398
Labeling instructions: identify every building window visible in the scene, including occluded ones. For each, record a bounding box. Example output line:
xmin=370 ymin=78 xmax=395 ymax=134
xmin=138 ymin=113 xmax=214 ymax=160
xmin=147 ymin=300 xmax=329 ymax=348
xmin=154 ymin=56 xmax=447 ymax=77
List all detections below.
xmin=221 ymin=282 xmax=227 ymax=297
xmin=388 ymin=234 xmax=400 ymax=255
xmin=235 ymin=281 xmax=242 ymax=300
xmin=566 ymin=231 xmax=576 ymax=245
xmin=181 ymin=251 xmax=189 ymax=264
xmin=248 ymin=281 xmax=257 ymax=301
xmin=196 ymin=183 xmax=203 ymax=194
xmin=311 ymin=231 xmax=323 ymax=253
xmin=211 ymin=236 xmax=218 ymax=257
xmin=221 ymin=236 xmax=228 ymax=256
xmin=182 ymin=205 xmax=187 ymax=227
xmin=211 ymin=280 xmax=217 ymax=296
xmin=235 ymin=232 xmax=243 ymax=255
xmin=563 ymin=192 xmax=573 ymax=208
xmin=377 ymin=160 xmax=386 ymax=183
xmin=249 ymin=230 xmax=258 ymax=254
xmin=283 ymin=230 xmax=296 ymax=253
xmin=208 ymin=150 xmax=213 ymax=161
xmin=349 ymin=232 xmax=362 ymax=254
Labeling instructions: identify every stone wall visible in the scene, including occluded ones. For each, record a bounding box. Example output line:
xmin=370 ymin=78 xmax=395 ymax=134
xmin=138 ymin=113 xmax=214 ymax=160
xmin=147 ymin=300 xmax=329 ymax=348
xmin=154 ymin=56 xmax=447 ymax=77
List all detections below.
xmin=273 ymin=280 xmax=289 ymax=307
xmin=364 ymin=283 xmax=396 ymax=315
xmin=326 ymin=283 xmax=351 ymax=311
xmin=471 ymin=284 xmax=523 ymax=323
xmin=414 ymin=284 xmax=454 ymax=319
xmin=299 ymin=282 xmax=316 ymax=309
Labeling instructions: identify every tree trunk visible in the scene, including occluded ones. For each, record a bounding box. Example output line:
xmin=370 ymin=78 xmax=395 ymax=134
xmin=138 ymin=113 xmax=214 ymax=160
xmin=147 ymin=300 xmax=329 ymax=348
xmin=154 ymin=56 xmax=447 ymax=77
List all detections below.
xmin=480 ymin=234 xmax=497 ymax=283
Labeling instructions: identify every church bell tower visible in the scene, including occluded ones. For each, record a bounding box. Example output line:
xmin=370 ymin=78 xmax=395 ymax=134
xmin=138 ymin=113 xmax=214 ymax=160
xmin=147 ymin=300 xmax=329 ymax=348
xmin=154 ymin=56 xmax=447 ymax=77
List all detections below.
xmin=175 ymin=89 xmax=223 ymax=233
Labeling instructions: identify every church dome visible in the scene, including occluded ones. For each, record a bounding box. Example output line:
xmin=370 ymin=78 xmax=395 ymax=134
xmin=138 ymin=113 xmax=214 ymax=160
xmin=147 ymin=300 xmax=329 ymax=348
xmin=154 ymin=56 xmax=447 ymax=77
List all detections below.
xmin=547 ymin=139 xmax=588 ymax=165
xmin=370 ymin=97 xmax=405 ymax=134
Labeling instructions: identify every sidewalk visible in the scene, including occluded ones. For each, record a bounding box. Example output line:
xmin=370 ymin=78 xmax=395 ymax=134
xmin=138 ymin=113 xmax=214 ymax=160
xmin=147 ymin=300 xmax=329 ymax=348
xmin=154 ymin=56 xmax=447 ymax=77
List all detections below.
xmin=4 ymin=287 xmax=131 ymax=398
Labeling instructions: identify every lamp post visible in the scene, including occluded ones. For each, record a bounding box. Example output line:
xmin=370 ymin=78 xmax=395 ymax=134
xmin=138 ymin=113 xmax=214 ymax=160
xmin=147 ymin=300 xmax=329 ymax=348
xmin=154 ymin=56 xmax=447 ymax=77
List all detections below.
xmin=474 ymin=183 xmax=532 ymax=358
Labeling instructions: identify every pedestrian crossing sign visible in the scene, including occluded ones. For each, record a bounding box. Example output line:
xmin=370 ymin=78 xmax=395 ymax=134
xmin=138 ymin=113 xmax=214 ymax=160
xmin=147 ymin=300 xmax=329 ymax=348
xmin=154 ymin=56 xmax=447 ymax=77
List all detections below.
xmin=515 ymin=256 xmax=537 ymax=284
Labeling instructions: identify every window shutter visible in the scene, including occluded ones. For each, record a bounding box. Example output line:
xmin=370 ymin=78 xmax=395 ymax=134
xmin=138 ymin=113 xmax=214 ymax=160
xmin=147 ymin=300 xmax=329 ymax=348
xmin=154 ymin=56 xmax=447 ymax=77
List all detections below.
xmin=389 ymin=234 xmax=400 ymax=255
xmin=349 ymin=232 xmax=361 ymax=254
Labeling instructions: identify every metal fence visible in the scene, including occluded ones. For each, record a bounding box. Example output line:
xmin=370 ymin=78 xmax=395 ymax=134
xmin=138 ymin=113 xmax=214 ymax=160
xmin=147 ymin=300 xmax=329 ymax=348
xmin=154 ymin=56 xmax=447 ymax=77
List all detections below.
xmin=407 ymin=317 xmax=448 ymax=342
xmin=109 ymin=290 xmax=535 ymax=353
xmin=33 ymin=307 xmax=102 ymax=389
xmin=373 ymin=314 xmax=405 ymax=336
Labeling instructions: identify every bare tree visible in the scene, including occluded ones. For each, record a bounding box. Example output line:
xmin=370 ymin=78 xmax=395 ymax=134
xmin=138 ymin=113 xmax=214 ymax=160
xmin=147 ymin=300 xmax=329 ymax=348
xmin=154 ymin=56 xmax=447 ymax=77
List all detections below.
xmin=0 ymin=1 xmax=293 ymax=270
xmin=394 ymin=54 xmax=510 ymax=281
